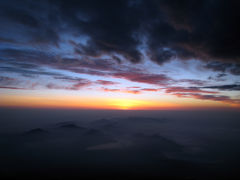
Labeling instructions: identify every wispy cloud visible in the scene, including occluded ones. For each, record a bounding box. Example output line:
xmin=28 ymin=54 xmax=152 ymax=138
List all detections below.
xmin=113 ymin=72 xmax=172 ymax=85
xmin=171 ymin=93 xmax=240 ymax=105
xmin=165 ymin=87 xmax=218 ymax=94
xmin=46 ymin=79 xmax=92 ymax=90
xmin=96 ymin=80 xmax=119 ymax=86
xmin=0 ymin=86 xmax=27 ymax=90
xmin=102 ymin=88 xmax=141 ymax=94
xmin=202 ymin=84 xmax=240 ymax=91
xmin=101 ymin=87 xmax=160 ymax=94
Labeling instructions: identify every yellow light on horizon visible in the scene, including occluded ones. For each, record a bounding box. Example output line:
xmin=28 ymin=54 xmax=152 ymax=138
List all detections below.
xmin=0 ymin=93 xmax=237 ymax=110
xmin=110 ymin=99 xmax=142 ymax=110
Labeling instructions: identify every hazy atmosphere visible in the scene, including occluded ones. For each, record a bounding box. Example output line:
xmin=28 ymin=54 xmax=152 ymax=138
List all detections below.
xmin=0 ymin=0 xmax=240 ymax=179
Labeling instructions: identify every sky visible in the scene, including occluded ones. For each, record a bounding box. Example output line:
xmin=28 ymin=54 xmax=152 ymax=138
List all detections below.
xmin=0 ymin=0 xmax=240 ymax=110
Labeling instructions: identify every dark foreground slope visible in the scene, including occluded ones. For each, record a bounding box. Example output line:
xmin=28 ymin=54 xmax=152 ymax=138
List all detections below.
xmin=0 ymin=109 xmax=240 ymax=179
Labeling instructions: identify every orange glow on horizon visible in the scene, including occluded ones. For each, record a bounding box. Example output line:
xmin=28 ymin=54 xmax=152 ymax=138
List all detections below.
xmin=0 ymin=93 xmax=238 ymax=110
xmin=0 ymin=95 xmax=175 ymax=110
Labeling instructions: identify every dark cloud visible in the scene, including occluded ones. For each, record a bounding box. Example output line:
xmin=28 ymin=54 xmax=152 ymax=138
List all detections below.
xmin=102 ymin=87 xmax=161 ymax=94
xmin=178 ymin=79 xmax=207 ymax=86
xmin=1 ymin=7 xmax=40 ymax=28
xmin=0 ymin=66 xmax=61 ymax=77
xmin=1 ymin=0 xmax=240 ymax=104
xmin=0 ymin=48 xmax=115 ymax=77
xmin=147 ymin=48 xmax=176 ymax=65
xmin=54 ymin=76 xmax=89 ymax=82
xmin=202 ymin=84 xmax=240 ymax=91
xmin=165 ymin=87 xmax=218 ymax=94
xmin=0 ymin=47 xmax=174 ymax=86
xmin=0 ymin=37 xmax=18 ymax=44
xmin=0 ymin=79 xmax=38 ymax=90
xmin=205 ymin=61 xmax=232 ymax=72
xmin=101 ymin=88 xmax=120 ymax=93
xmin=164 ymin=85 xmax=240 ymax=105
xmin=155 ymin=0 xmax=240 ymax=63
xmin=0 ymin=86 xmax=26 ymax=90
xmin=0 ymin=0 xmax=60 ymax=46
xmin=0 ymin=76 xmax=23 ymax=89
xmin=46 ymin=83 xmax=64 ymax=90
xmin=96 ymin=80 xmax=118 ymax=86
xmin=191 ymin=94 xmax=240 ymax=104
xmin=230 ymin=64 xmax=240 ymax=75
xmin=113 ymin=72 xmax=172 ymax=85
xmin=56 ymin=0 xmax=143 ymax=62
xmin=46 ymin=79 xmax=92 ymax=90
xmin=1 ymin=0 xmax=239 ymax=66
xmin=172 ymin=92 xmax=240 ymax=105
xmin=0 ymin=76 xmax=15 ymax=83
xmin=59 ymin=58 xmax=117 ymax=72
xmin=55 ymin=58 xmax=174 ymax=86
xmin=216 ymin=73 xmax=227 ymax=78
xmin=140 ymin=88 xmax=159 ymax=92
xmin=0 ymin=76 xmax=27 ymax=90
xmin=208 ymin=73 xmax=227 ymax=82
xmin=204 ymin=61 xmax=240 ymax=76
xmin=102 ymin=88 xmax=141 ymax=94
xmin=128 ymin=86 xmax=141 ymax=89
xmin=0 ymin=48 xmax=58 ymax=66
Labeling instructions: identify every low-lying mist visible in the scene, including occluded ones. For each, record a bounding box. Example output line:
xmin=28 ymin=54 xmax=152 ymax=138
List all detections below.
xmin=0 ymin=108 xmax=240 ymax=179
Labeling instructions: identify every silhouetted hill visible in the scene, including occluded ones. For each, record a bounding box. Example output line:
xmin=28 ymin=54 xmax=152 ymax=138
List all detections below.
xmin=24 ymin=128 xmax=48 ymax=135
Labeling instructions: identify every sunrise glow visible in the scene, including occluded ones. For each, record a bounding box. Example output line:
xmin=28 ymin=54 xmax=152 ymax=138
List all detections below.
xmin=0 ymin=0 xmax=239 ymax=110
xmin=1 ymin=1 xmax=240 ymax=179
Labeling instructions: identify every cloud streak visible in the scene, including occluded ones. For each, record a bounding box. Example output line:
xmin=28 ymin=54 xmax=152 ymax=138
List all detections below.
xmin=202 ymin=84 xmax=240 ymax=91
xmin=101 ymin=87 xmax=160 ymax=94
xmin=96 ymin=80 xmax=119 ymax=86
xmin=165 ymin=87 xmax=218 ymax=94
xmin=0 ymin=86 xmax=26 ymax=90
xmin=170 ymin=93 xmax=240 ymax=105
xmin=46 ymin=79 xmax=92 ymax=90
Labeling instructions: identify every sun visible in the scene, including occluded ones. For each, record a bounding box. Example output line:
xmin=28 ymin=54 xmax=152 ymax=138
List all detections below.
xmin=117 ymin=101 xmax=134 ymax=110
xmin=110 ymin=99 xmax=142 ymax=110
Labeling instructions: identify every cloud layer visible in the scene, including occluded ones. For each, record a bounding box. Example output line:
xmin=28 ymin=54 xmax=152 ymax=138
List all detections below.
xmin=0 ymin=0 xmax=240 ymax=107
xmin=1 ymin=0 xmax=240 ymax=64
